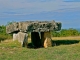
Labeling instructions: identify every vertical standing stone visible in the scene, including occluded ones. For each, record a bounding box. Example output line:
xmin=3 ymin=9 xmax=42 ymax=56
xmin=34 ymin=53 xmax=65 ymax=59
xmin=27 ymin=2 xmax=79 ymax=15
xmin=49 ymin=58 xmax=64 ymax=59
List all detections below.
xmin=13 ymin=33 xmax=18 ymax=41
xmin=41 ymin=32 xmax=44 ymax=47
xmin=31 ymin=32 xmax=41 ymax=48
xmin=17 ymin=32 xmax=28 ymax=47
xmin=41 ymin=32 xmax=52 ymax=48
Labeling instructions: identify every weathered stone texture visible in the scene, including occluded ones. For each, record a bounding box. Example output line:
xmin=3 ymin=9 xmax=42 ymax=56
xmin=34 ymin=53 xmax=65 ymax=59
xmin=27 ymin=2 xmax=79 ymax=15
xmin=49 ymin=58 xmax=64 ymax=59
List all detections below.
xmin=13 ymin=33 xmax=18 ymax=41
xmin=6 ymin=22 xmax=19 ymax=33
xmin=6 ymin=20 xmax=61 ymax=33
xmin=13 ymin=32 xmax=28 ymax=47
xmin=41 ymin=32 xmax=52 ymax=48
xmin=17 ymin=32 xmax=28 ymax=47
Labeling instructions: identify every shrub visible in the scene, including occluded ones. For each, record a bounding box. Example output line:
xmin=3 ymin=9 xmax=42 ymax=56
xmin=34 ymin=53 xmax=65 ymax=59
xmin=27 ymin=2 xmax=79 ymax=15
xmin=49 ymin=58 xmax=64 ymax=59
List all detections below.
xmin=51 ymin=28 xmax=80 ymax=37
xmin=0 ymin=25 xmax=12 ymax=42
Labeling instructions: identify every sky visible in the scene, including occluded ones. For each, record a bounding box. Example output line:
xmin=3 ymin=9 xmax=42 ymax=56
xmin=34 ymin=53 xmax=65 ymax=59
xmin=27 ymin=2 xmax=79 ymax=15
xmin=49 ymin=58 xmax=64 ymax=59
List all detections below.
xmin=0 ymin=0 xmax=80 ymax=29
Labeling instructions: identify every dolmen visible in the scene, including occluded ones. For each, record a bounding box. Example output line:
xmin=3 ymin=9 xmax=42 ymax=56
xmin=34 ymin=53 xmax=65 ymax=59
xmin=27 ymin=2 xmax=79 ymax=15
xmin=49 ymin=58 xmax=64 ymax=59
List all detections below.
xmin=6 ymin=20 xmax=61 ymax=48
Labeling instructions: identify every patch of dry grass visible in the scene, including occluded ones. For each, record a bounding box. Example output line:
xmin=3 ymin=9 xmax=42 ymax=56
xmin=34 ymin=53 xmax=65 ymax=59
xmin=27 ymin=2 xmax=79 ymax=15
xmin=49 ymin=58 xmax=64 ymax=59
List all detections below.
xmin=52 ymin=36 xmax=80 ymax=40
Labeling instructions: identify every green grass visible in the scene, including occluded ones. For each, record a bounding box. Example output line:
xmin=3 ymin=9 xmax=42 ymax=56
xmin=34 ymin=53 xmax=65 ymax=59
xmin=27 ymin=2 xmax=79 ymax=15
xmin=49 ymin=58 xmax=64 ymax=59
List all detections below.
xmin=0 ymin=37 xmax=80 ymax=60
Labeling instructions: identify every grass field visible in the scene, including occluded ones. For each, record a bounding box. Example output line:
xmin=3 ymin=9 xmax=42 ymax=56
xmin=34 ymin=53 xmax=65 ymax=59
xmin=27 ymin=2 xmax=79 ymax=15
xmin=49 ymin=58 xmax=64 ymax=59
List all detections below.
xmin=0 ymin=36 xmax=80 ymax=60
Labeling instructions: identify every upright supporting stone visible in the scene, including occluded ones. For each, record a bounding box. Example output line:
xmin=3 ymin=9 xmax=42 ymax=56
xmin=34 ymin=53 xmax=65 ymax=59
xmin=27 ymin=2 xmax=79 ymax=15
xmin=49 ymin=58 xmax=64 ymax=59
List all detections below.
xmin=41 ymin=32 xmax=44 ymax=47
xmin=31 ymin=32 xmax=41 ymax=48
xmin=17 ymin=32 xmax=28 ymax=47
xmin=41 ymin=32 xmax=52 ymax=48
xmin=13 ymin=33 xmax=18 ymax=41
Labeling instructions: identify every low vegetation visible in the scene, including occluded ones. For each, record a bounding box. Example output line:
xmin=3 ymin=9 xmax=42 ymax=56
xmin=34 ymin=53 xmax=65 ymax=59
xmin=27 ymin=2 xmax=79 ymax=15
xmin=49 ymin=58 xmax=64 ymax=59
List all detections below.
xmin=0 ymin=25 xmax=12 ymax=42
xmin=51 ymin=28 xmax=80 ymax=37
xmin=0 ymin=37 xmax=80 ymax=60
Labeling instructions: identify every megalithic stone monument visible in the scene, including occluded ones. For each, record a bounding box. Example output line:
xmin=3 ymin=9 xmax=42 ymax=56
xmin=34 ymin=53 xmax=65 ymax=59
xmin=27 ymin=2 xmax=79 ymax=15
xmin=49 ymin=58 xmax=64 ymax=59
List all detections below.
xmin=6 ymin=20 xmax=61 ymax=48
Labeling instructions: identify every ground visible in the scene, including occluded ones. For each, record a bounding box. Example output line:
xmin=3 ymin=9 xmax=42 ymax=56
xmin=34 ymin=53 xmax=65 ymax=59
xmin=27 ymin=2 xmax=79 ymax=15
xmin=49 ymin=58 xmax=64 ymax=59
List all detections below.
xmin=0 ymin=36 xmax=80 ymax=60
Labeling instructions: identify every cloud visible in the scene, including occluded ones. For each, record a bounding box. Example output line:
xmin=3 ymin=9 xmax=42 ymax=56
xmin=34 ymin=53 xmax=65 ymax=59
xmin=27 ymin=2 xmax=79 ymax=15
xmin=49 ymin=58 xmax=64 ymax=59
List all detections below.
xmin=26 ymin=0 xmax=55 ymax=2
xmin=0 ymin=0 xmax=80 ymax=29
xmin=0 ymin=0 xmax=32 ymax=9
xmin=0 ymin=0 xmax=80 ymax=26
xmin=0 ymin=0 xmax=80 ymax=16
xmin=63 ymin=0 xmax=80 ymax=2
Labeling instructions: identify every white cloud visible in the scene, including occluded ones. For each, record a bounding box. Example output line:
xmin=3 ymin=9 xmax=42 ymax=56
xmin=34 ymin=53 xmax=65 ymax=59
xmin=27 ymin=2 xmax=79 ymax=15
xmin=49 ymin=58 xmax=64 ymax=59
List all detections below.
xmin=0 ymin=0 xmax=80 ymax=15
xmin=63 ymin=0 xmax=80 ymax=2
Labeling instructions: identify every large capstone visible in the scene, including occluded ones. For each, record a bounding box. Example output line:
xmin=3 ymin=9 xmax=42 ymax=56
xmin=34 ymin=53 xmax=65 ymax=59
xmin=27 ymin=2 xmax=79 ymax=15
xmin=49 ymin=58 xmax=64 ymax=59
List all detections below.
xmin=6 ymin=20 xmax=61 ymax=33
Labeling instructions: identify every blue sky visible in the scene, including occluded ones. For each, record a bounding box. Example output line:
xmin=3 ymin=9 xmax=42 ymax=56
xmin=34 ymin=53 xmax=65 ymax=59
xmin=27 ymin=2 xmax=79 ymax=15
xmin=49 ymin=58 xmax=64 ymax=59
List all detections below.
xmin=0 ymin=0 xmax=80 ymax=29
